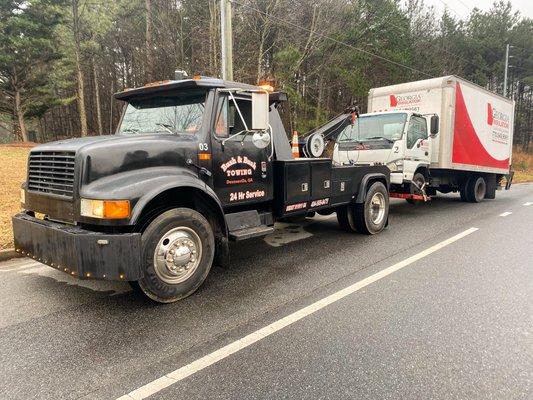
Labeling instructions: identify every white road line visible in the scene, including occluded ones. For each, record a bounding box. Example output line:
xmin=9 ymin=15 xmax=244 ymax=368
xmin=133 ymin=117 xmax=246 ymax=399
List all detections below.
xmin=116 ymin=227 xmax=479 ymax=400
xmin=523 ymin=202 xmax=532 ymax=206
xmin=499 ymin=211 xmax=512 ymax=217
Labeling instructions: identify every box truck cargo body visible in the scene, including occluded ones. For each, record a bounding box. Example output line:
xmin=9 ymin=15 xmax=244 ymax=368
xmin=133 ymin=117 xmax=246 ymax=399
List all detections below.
xmin=368 ymin=75 xmax=514 ymax=173
xmin=333 ymin=75 xmax=514 ymax=202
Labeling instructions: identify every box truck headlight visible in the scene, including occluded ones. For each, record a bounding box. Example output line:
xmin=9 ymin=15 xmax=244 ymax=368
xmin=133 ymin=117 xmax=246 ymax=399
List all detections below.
xmin=80 ymin=199 xmax=130 ymax=219
xmin=387 ymin=160 xmax=403 ymax=171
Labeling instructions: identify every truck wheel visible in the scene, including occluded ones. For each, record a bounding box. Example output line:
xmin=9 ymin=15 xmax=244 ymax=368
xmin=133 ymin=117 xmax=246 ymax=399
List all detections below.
xmin=354 ymin=181 xmax=389 ymax=235
xmin=459 ymin=178 xmax=471 ymax=202
xmin=133 ymin=208 xmax=215 ymax=303
xmin=466 ymin=176 xmax=486 ymax=203
xmin=406 ymin=172 xmax=426 ymax=205
xmin=337 ymin=205 xmax=356 ymax=232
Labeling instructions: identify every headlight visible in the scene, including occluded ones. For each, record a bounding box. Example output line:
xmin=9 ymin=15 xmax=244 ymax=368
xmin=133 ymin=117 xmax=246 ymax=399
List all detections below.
xmin=386 ymin=160 xmax=404 ymax=172
xmin=80 ymin=199 xmax=131 ymax=219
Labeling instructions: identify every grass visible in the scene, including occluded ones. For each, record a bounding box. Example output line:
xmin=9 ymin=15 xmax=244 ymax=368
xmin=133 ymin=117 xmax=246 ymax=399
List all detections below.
xmin=0 ymin=145 xmax=531 ymax=250
xmin=0 ymin=146 xmax=31 ymax=250
xmin=512 ymin=148 xmax=533 ymax=183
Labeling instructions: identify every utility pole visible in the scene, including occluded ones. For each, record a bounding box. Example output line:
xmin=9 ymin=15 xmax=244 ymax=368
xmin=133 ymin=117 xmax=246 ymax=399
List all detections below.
xmin=220 ymin=0 xmax=233 ymax=81
xmin=503 ymin=43 xmax=510 ymax=98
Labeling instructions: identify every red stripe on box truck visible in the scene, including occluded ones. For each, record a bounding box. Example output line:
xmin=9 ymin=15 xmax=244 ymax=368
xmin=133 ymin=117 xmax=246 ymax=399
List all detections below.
xmin=452 ymin=83 xmax=509 ymax=169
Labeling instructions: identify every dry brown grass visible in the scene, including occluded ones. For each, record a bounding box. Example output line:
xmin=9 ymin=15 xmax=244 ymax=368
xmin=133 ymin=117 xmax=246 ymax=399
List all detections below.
xmin=512 ymin=148 xmax=533 ymax=183
xmin=0 ymin=146 xmax=31 ymax=250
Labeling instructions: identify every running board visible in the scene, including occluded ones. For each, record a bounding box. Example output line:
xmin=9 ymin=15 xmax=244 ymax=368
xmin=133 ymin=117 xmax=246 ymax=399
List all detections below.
xmin=225 ymin=210 xmax=275 ymax=241
xmin=229 ymin=225 xmax=275 ymax=241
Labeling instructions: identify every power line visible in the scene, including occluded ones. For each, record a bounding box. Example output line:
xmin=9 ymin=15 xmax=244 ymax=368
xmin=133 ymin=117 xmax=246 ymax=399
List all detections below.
xmin=230 ymin=0 xmax=434 ymax=78
xmin=455 ymin=0 xmax=472 ymax=13
xmin=437 ymin=0 xmax=466 ymax=20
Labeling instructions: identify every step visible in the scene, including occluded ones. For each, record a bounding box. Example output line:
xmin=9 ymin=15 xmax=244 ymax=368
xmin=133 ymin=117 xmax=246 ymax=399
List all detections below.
xmin=228 ymin=225 xmax=275 ymax=241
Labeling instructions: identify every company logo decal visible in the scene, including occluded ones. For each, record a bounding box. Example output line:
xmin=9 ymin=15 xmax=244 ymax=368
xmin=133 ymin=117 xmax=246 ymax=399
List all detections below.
xmin=487 ymin=103 xmax=510 ymax=145
xmin=389 ymin=93 xmax=422 ymax=111
xmin=221 ymin=155 xmax=257 ymax=185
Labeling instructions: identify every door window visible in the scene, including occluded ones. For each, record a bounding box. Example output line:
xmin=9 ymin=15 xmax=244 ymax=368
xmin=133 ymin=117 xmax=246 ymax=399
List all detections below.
xmin=229 ymin=98 xmax=252 ymax=135
xmin=213 ymin=96 xmax=253 ymax=138
xmin=214 ymin=96 xmax=229 ymax=137
xmin=406 ymin=116 xmax=428 ymax=148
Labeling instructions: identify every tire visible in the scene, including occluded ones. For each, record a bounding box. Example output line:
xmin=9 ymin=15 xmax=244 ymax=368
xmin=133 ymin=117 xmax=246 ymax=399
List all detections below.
xmin=354 ymin=181 xmax=389 ymax=235
xmin=459 ymin=178 xmax=471 ymax=202
xmin=337 ymin=205 xmax=356 ymax=232
xmin=317 ymin=209 xmax=334 ymax=216
xmin=406 ymin=172 xmax=426 ymax=205
xmin=132 ymin=208 xmax=215 ymax=303
xmin=485 ymin=187 xmax=496 ymax=199
xmin=466 ymin=176 xmax=486 ymax=203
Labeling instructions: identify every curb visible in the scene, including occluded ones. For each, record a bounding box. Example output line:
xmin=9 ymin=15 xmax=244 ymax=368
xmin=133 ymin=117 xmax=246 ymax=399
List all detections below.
xmin=0 ymin=248 xmax=23 ymax=262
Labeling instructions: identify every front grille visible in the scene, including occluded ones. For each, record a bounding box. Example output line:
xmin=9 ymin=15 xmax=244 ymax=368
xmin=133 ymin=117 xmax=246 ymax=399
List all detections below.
xmin=28 ymin=151 xmax=76 ymax=198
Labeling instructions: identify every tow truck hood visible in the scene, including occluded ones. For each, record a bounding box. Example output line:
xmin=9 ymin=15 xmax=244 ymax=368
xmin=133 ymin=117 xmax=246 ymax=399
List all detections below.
xmin=34 ymin=135 xmax=149 ymax=152
xmin=31 ymin=134 xmax=197 ymax=184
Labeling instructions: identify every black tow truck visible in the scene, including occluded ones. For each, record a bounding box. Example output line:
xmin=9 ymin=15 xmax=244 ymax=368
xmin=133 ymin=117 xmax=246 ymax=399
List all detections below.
xmin=13 ymin=77 xmax=390 ymax=303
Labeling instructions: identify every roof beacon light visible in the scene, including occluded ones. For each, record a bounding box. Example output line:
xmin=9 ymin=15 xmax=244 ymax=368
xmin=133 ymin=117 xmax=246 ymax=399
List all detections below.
xmin=174 ymin=70 xmax=189 ymax=80
xmin=258 ymin=79 xmax=275 ymax=93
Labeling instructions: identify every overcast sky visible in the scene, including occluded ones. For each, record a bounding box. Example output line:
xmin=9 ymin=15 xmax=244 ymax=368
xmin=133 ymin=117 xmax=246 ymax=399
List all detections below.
xmin=422 ymin=0 xmax=533 ymax=20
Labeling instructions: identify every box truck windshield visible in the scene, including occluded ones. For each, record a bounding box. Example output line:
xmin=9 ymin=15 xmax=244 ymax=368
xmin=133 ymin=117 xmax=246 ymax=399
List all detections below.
xmin=337 ymin=113 xmax=407 ymax=142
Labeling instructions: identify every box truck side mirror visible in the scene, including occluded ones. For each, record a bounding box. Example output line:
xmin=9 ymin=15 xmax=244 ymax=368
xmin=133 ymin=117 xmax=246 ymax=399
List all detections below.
xmin=430 ymin=115 xmax=439 ymax=135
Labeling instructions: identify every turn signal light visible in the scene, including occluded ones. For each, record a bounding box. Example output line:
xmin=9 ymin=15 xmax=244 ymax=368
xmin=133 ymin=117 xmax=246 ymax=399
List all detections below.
xmin=80 ymin=199 xmax=130 ymax=219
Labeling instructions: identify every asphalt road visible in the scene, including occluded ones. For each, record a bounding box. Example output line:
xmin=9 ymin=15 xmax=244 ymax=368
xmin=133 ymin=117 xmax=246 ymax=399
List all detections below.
xmin=1 ymin=184 xmax=532 ymax=400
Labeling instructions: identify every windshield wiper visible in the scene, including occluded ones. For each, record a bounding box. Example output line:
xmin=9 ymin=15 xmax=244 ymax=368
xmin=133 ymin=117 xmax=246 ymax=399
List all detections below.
xmin=364 ymin=136 xmax=394 ymax=143
xmin=156 ymin=123 xmax=175 ymax=134
xmin=121 ymin=128 xmax=139 ymax=133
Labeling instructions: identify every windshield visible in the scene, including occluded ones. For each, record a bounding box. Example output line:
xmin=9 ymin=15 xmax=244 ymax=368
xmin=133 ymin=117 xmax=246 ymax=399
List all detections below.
xmin=118 ymin=94 xmax=206 ymax=135
xmin=337 ymin=113 xmax=407 ymax=142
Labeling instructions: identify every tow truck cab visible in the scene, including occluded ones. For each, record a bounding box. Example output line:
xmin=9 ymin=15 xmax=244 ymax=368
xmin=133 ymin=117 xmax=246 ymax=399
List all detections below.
xmin=13 ymin=77 xmax=390 ymax=303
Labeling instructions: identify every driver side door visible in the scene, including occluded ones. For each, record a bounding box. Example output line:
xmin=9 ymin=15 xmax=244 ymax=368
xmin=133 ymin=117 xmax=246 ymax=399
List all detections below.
xmin=209 ymin=93 xmax=273 ymax=206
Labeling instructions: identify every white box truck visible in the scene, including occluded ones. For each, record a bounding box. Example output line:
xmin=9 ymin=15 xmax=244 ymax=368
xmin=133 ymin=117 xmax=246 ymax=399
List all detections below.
xmin=332 ymin=75 xmax=514 ymax=202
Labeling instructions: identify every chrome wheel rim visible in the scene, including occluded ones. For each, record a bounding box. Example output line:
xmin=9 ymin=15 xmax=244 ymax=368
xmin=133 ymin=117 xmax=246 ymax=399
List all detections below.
xmin=369 ymin=192 xmax=386 ymax=225
xmin=153 ymin=227 xmax=202 ymax=284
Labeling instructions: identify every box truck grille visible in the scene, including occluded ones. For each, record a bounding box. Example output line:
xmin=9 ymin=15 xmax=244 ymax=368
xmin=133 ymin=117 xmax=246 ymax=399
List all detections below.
xmin=28 ymin=151 xmax=76 ymax=198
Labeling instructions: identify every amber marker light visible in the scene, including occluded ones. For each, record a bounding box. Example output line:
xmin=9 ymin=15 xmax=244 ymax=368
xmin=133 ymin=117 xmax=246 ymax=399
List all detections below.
xmin=80 ymin=199 xmax=131 ymax=219
xmin=258 ymin=79 xmax=275 ymax=93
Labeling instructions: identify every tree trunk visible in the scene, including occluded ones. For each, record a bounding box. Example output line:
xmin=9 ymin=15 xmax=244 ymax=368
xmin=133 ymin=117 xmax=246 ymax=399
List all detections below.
xmin=93 ymin=61 xmax=103 ymax=135
xmin=14 ymin=89 xmax=28 ymax=142
xmin=145 ymin=0 xmax=154 ymax=82
xmin=72 ymin=0 xmax=88 ymax=137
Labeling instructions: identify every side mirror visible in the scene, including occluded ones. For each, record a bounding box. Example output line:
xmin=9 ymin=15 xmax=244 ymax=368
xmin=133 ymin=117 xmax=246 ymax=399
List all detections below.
xmin=430 ymin=115 xmax=439 ymax=135
xmin=251 ymin=91 xmax=269 ymax=131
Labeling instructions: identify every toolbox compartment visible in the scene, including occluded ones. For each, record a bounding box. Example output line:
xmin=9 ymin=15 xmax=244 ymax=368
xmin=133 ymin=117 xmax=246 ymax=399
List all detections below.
xmin=274 ymin=159 xmax=332 ymax=216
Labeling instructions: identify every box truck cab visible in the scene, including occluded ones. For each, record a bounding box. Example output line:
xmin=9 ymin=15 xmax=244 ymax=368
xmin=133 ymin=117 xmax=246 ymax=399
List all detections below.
xmin=333 ymin=75 xmax=514 ymax=202
xmin=333 ymin=110 xmax=439 ymax=188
